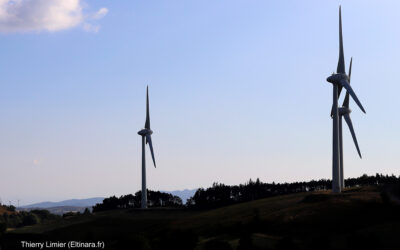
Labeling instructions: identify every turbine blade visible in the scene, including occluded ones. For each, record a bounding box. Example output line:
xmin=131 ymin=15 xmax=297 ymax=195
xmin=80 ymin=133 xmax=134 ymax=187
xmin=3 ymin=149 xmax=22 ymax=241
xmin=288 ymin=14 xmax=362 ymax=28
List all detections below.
xmin=146 ymin=134 xmax=156 ymax=167
xmin=330 ymin=85 xmax=344 ymax=117
xmin=145 ymin=86 xmax=150 ymax=129
xmin=337 ymin=6 xmax=346 ymax=74
xmin=348 ymin=57 xmax=352 ymax=81
xmin=338 ymin=85 xmax=343 ymax=97
xmin=343 ymin=114 xmax=362 ymax=158
xmin=340 ymin=79 xmax=365 ymax=113
xmin=343 ymin=91 xmax=350 ymax=108
xmin=342 ymin=58 xmax=352 ymax=108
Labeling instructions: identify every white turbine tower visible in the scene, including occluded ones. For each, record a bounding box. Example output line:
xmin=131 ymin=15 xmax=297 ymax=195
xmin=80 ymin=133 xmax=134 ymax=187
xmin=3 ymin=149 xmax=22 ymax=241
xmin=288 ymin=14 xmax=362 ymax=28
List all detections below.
xmin=338 ymin=57 xmax=363 ymax=189
xmin=326 ymin=6 xmax=366 ymax=193
xmin=137 ymin=86 xmax=156 ymax=208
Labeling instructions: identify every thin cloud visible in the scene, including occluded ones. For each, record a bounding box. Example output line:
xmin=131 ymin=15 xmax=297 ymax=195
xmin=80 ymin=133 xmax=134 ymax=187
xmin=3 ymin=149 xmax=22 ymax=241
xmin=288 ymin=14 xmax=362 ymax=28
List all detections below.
xmin=83 ymin=23 xmax=99 ymax=33
xmin=82 ymin=8 xmax=109 ymax=33
xmin=92 ymin=7 xmax=108 ymax=20
xmin=0 ymin=0 xmax=108 ymax=33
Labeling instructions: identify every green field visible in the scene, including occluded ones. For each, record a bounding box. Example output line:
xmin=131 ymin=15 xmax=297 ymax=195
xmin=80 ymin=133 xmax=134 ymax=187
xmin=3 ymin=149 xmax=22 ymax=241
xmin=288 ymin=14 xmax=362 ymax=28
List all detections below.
xmin=3 ymin=186 xmax=400 ymax=250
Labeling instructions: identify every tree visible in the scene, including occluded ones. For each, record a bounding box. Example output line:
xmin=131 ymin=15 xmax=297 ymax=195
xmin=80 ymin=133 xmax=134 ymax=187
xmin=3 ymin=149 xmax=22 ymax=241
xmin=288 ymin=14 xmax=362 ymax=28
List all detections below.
xmin=6 ymin=205 xmax=15 ymax=212
xmin=83 ymin=208 xmax=91 ymax=215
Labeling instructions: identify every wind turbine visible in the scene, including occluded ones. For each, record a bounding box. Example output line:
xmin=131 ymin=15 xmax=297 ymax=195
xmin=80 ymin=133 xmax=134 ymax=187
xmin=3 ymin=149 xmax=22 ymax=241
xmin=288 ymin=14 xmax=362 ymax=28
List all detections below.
xmin=338 ymin=58 xmax=362 ymax=189
xmin=137 ymin=86 xmax=156 ymax=208
xmin=326 ymin=6 xmax=366 ymax=193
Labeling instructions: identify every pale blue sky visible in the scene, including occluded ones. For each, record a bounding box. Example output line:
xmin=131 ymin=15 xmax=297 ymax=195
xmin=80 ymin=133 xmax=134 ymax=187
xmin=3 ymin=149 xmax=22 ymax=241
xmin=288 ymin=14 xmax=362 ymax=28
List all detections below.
xmin=1 ymin=0 xmax=399 ymax=205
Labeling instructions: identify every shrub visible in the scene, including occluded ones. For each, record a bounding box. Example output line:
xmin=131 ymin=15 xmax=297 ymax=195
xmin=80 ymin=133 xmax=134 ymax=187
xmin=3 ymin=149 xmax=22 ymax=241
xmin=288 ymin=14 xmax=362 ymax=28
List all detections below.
xmin=22 ymin=213 xmax=39 ymax=226
xmin=7 ymin=214 xmax=23 ymax=228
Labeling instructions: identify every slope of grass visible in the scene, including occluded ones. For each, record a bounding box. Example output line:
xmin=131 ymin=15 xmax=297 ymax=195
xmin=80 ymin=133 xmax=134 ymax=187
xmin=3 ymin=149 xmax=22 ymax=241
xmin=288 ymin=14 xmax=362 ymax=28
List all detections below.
xmin=3 ymin=186 xmax=400 ymax=250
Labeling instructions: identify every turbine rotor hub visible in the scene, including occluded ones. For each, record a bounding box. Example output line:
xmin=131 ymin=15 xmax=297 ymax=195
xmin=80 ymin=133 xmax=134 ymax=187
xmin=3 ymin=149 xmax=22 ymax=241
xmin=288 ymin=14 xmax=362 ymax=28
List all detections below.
xmin=338 ymin=107 xmax=351 ymax=115
xmin=138 ymin=129 xmax=153 ymax=136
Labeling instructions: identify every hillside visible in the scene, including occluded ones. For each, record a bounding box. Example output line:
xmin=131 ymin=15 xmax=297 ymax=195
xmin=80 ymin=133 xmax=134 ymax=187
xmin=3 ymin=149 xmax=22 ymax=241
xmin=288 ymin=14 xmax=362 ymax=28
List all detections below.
xmin=3 ymin=186 xmax=400 ymax=250
xmin=0 ymin=206 xmax=6 ymax=215
xmin=0 ymin=205 xmax=15 ymax=216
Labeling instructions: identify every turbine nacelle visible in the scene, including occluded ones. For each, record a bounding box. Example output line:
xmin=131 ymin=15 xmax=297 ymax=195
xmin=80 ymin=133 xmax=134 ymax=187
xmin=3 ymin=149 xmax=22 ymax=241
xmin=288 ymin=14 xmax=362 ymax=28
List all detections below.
xmin=327 ymin=71 xmax=365 ymax=114
xmin=138 ymin=128 xmax=153 ymax=136
xmin=326 ymin=73 xmax=349 ymax=85
xmin=338 ymin=107 xmax=351 ymax=116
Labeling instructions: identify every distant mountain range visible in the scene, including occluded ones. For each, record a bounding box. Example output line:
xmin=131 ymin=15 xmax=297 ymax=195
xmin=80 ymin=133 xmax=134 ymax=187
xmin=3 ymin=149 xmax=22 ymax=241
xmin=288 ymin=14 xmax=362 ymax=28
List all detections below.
xmin=20 ymin=189 xmax=198 ymax=214
xmin=164 ymin=189 xmax=197 ymax=203
xmin=21 ymin=197 xmax=105 ymax=209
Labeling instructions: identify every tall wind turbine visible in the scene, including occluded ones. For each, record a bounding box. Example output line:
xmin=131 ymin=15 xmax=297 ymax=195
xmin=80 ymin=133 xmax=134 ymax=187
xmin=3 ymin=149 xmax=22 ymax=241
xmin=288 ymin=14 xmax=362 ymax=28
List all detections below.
xmin=338 ymin=58 xmax=362 ymax=189
xmin=137 ymin=86 xmax=156 ymax=208
xmin=326 ymin=6 xmax=366 ymax=193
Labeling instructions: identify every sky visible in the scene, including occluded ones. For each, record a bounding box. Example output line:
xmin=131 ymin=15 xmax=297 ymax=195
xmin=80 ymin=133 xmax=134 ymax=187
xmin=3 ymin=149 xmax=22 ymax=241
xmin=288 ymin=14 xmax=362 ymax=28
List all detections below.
xmin=1 ymin=0 xmax=400 ymax=206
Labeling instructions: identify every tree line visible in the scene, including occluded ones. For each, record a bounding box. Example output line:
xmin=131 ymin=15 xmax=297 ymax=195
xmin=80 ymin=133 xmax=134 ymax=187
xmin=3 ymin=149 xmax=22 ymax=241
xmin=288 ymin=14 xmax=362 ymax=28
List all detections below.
xmin=187 ymin=174 xmax=400 ymax=209
xmin=92 ymin=190 xmax=183 ymax=212
xmin=92 ymin=173 xmax=400 ymax=212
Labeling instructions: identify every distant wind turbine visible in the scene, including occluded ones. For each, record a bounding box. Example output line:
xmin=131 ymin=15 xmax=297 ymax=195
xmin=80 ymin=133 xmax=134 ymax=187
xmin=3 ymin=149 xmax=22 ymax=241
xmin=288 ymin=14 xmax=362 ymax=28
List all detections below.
xmin=326 ymin=6 xmax=366 ymax=193
xmin=137 ymin=86 xmax=156 ymax=208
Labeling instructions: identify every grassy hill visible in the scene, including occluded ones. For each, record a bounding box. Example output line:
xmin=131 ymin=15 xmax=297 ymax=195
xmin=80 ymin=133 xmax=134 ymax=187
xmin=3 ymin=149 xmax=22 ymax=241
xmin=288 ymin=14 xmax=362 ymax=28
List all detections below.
xmin=0 ymin=205 xmax=15 ymax=216
xmin=2 ymin=186 xmax=400 ymax=250
xmin=0 ymin=206 xmax=7 ymax=216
